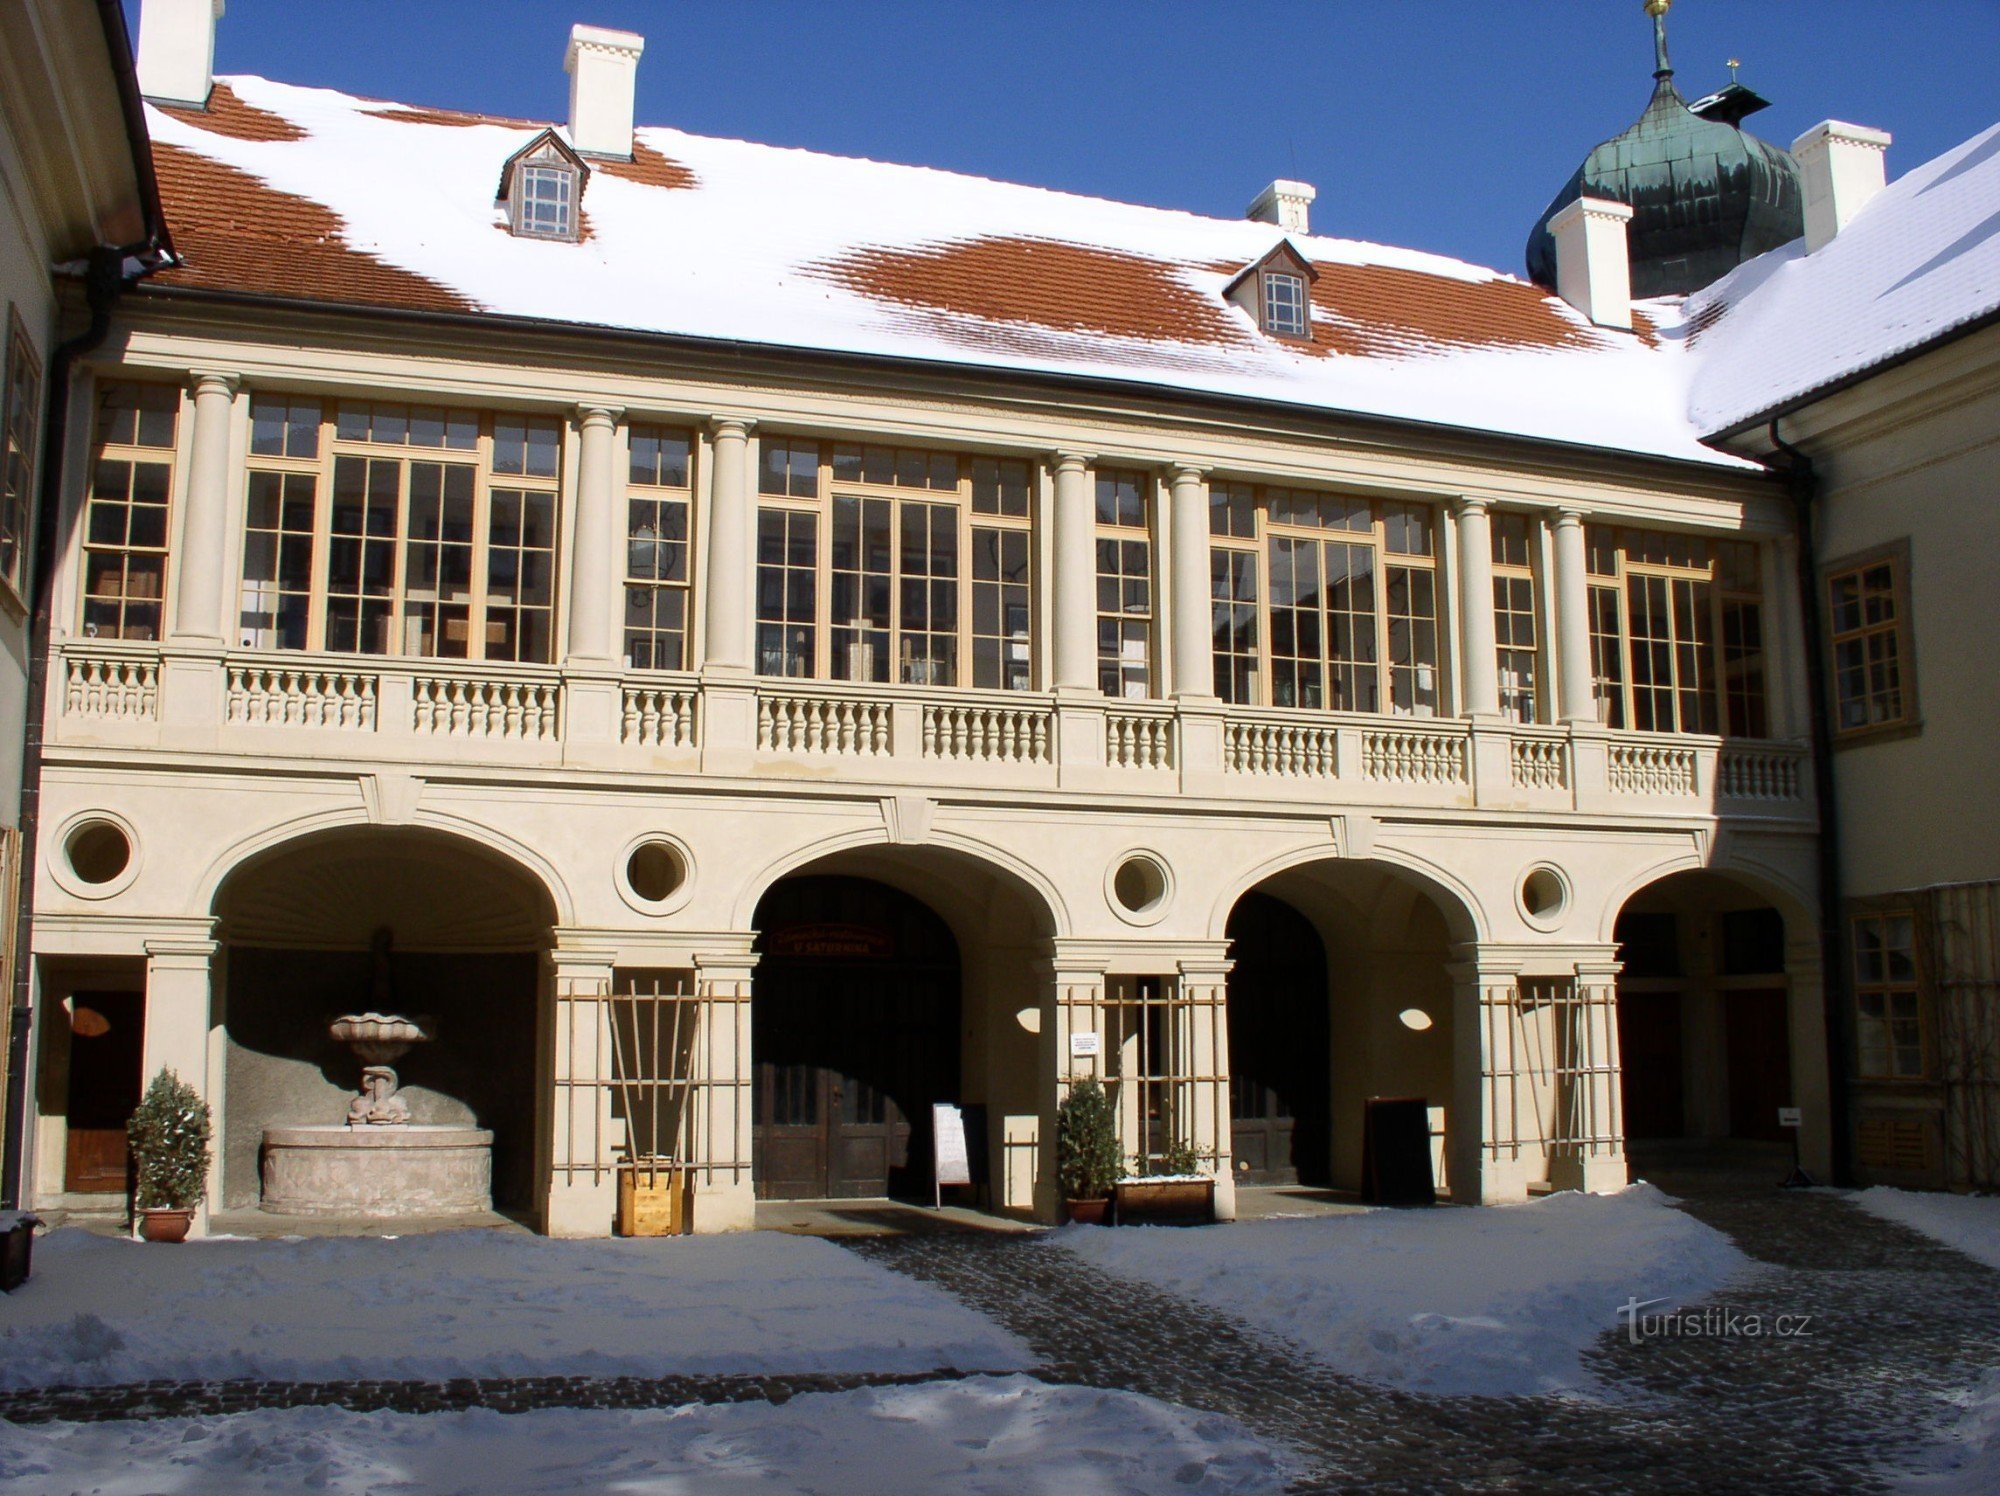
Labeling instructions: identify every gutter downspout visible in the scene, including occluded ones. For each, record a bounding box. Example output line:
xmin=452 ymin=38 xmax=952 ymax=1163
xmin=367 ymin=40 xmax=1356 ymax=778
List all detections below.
xmin=0 ymin=247 xmax=142 ymax=1210
xmin=1767 ymin=415 xmax=1854 ymax=1185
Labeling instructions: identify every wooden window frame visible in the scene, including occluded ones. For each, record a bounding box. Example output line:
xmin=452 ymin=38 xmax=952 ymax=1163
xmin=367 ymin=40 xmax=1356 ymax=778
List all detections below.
xmin=1207 ymin=481 xmax=1441 ymax=716
xmin=1491 ymin=511 xmax=1541 ymax=725
xmin=236 ymin=396 xmax=563 ymax=663
xmin=1 ymin=305 xmax=43 ymax=612
xmin=1095 ymin=467 xmax=1154 ymax=699
xmin=751 ymin=438 xmax=1035 ymax=690
xmin=1261 ymin=271 xmax=1309 ymax=339
xmin=1825 ymin=540 xmax=1918 ymax=746
xmin=80 ymin=381 xmax=179 ymax=643
xmin=623 ymin=424 xmax=696 ymax=672
xmin=1584 ymin=524 xmax=1768 ymax=737
xmin=1850 ymin=905 xmax=1929 ymax=1081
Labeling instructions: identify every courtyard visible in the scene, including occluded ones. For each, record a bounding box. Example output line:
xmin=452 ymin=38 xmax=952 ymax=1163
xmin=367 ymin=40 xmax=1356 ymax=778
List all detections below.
xmin=2 ymin=1181 xmax=1995 ymax=1491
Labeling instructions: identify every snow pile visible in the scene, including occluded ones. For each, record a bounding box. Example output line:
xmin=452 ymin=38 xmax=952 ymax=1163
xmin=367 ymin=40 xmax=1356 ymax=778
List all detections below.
xmin=1059 ymin=1183 xmax=1748 ymax=1397
xmin=1891 ymin=1369 xmax=2000 ymax=1495
xmin=0 ymin=1376 xmax=1295 ymax=1494
xmin=1848 ymin=1187 xmax=2000 ymax=1273
xmin=0 ymin=1228 xmax=1028 ymax=1388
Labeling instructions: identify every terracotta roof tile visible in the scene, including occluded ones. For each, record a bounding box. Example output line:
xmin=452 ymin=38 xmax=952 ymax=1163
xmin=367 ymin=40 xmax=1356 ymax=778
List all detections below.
xmin=362 ymin=101 xmax=549 ymax=130
xmin=598 ymin=143 xmax=699 ymax=191
xmin=151 ymin=141 xmax=475 ymax=314
xmin=154 ymin=82 xmax=305 ymax=143
xmin=812 ymin=236 xmax=1249 ymax=349
xmin=1299 ymin=262 xmax=1595 ymax=358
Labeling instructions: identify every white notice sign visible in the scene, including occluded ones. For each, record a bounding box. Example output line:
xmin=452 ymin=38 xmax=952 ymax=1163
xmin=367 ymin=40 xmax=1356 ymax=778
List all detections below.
xmin=932 ymin=1103 xmax=971 ymax=1208
xmin=1777 ymin=1106 xmax=1803 ymax=1129
xmin=1069 ymin=1031 xmax=1102 ymax=1059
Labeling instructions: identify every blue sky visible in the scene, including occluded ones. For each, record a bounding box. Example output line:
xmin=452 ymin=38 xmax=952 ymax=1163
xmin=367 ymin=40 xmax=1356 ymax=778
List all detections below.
xmin=130 ymin=1 xmax=2000 ymax=275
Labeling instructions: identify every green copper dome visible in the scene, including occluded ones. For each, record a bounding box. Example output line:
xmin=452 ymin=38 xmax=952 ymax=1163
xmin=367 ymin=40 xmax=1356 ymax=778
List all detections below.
xmin=1526 ymin=5 xmax=1803 ymax=299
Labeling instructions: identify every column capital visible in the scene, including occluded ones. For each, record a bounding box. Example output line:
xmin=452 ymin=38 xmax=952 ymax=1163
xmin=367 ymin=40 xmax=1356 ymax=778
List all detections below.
xmin=1452 ymin=494 xmax=1491 ymax=519
xmin=143 ymin=937 xmax=220 ymax=966
xmin=708 ymin=415 xmax=757 ymax=439
xmin=1049 ymin=450 xmax=1094 ymax=474
xmin=1552 ymin=506 xmax=1585 ymax=530
xmin=1447 ymin=943 xmax=1525 ymax=983
xmin=1165 ymin=461 xmax=1212 ymax=484
xmin=186 ymin=369 xmax=240 ymax=399
xmin=572 ymin=402 xmax=624 ymax=429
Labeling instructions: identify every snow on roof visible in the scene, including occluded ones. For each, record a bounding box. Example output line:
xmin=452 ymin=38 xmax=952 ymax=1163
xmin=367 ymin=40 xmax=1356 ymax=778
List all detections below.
xmin=142 ymin=76 xmax=1738 ymax=467
xmin=1687 ymin=121 xmax=2000 ymax=437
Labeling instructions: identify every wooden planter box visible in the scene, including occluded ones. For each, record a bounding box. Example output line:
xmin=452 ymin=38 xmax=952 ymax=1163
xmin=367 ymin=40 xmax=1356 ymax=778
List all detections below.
xmin=1112 ymin=1176 xmax=1215 ymax=1226
xmin=617 ymin=1164 xmax=693 ymax=1236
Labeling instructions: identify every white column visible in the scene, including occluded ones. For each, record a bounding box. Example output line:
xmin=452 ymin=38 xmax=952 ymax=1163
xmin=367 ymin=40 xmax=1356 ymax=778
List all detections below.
xmin=171 ymin=371 xmax=239 ymax=643
xmin=1167 ymin=464 xmax=1214 ymax=700
xmin=1552 ymin=508 xmax=1597 ymax=724
xmin=702 ymin=417 xmax=755 ymax=675
xmin=541 ymin=947 xmax=619 ymax=1237
xmin=1447 ymin=951 xmax=1529 ymax=1204
xmin=1454 ymin=498 xmax=1500 ymax=719
xmin=1770 ymin=532 xmax=1810 ymax=740
xmin=1036 ymin=958 xmax=1106 ymax=1223
xmin=566 ymin=404 xmax=623 ymax=664
xmin=1178 ymin=957 xmax=1235 ymax=1220
xmin=690 ymin=951 xmax=756 ymax=1233
xmin=140 ymin=937 xmax=220 ymax=1236
xmin=1050 ymin=452 xmax=1097 ymax=693
xmin=1549 ymin=956 xmax=1627 ymax=1193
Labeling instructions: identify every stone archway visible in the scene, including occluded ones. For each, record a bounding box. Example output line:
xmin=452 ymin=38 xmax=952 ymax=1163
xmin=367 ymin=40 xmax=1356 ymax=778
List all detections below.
xmin=211 ymin=826 xmax=557 ymax=1215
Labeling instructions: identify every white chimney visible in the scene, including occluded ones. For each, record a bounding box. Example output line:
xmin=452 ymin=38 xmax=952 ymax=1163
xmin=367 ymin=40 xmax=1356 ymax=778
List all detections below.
xmin=136 ymin=0 xmax=225 ymax=107
xmin=1246 ymin=179 xmax=1316 ymax=236
xmin=1793 ymin=120 xmax=1892 ymax=254
xmin=1547 ymin=197 xmax=1635 ymax=331
xmin=565 ymin=24 xmax=645 ymax=160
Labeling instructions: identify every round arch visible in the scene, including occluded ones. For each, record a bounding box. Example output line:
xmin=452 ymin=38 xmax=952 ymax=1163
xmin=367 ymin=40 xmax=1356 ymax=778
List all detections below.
xmin=1597 ymin=852 xmax=1815 ymax=946
xmin=1207 ymin=842 xmax=1486 ymax=947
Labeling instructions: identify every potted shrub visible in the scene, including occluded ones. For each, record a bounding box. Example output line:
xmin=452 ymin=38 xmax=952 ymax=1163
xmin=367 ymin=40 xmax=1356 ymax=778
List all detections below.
xmin=1056 ymin=1079 xmax=1121 ymax=1224
xmin=1113 ymin=1138 xmax=1216 ymax=1226
xmin=127 ymin=1069 xmax=211 ymax=1243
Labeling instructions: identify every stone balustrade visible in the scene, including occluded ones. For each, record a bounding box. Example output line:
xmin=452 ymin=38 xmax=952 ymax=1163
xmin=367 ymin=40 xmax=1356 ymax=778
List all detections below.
xmin=50 ymin=640 xmax=1813 ymax=821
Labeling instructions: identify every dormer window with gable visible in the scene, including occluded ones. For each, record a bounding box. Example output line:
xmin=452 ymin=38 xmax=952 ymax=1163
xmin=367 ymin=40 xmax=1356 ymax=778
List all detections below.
xmin=497 ymin=131 xmax=589 ymax=242
xmin=1223 ymin=242 xmax=1319 ymax=342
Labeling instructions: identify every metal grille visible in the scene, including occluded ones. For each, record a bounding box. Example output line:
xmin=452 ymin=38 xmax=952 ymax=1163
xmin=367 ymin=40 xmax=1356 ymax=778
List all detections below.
xmin=1514 ymin=978 xmax=1623 ymax=1167
xmin=549 ymin=970 xmax=750 ymax=1186
xmin=1926 ymin=881 xmax=2000 ymax=1190
xmin=1059 ymin=975 xmax=1228 ymax=1172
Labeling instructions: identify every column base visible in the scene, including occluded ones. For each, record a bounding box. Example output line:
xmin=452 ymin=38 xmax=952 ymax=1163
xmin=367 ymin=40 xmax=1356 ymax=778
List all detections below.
xmin=691 ymin=1177 xmax=756 ymax=1234
xmin=1452 ymin=1155 xmax=1531 ymax=1206
xmin=543 ymin=1173 xmax=618 ymax=1238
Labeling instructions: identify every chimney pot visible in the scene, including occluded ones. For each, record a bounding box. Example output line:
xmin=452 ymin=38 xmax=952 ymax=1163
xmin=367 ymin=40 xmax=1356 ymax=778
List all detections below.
xmin=136 ymin=0 xmax=225 ymax=107
xmin=1246 ymin=179 xmax=1316 ymax=235
xmin=1547 ymin=196 xmax=1635 ymax=330
xmin=1792 ymin=120 xmax=1892 ymax=254
xmin=565 ymin=23 xmax=645 ymax=160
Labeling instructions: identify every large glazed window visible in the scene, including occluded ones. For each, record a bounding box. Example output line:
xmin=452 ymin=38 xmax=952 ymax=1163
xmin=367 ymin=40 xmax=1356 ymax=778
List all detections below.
xmin=1 ymin=308 xmax=43 ymax=600
xmin=236 ymin=397 xmax=560 ymax=661
xmin=1208 ymin=482 xmax=1439 ymax=715
xmin=1096 ymin=468 xmax=1152 ymax=699
xmin=753 ymin=439 xmax=1034 ymax=689
xmin=1491 ymin=511 xmax=1541 ymax=724
xmin=1827 ymin=549 xmax=1913 ymax=739
xmin=1851 ymin=910 xmax=1925 ymax=1079
xmin=624 ymin=425 xmax=693 ymax=670
xmin=1586 ymin=526 xmax=1766 ymax=736
xmin=82 ymin=383 xmax=179 ymax=641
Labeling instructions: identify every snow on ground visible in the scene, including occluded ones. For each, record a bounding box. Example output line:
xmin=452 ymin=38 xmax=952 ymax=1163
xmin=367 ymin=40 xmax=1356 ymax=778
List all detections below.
xmin=1845 ymin=1189 xmax=2000 ymax=1490
xmin=1058 ymin=1183 xmax=1748 ymax=1398
xmin=0 ymin=1228 xmax=1029 ymax=1389
xmin=1848 ymin=1187 xmax=2000 ymax=1273
xmin=0 ymin=1375 xmax=1295 ymax=1495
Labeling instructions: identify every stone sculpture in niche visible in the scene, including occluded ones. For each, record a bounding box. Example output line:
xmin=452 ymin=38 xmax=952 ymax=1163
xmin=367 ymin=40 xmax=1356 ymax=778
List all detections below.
xmin=328 ymin=929 xmax=434 ymax=1126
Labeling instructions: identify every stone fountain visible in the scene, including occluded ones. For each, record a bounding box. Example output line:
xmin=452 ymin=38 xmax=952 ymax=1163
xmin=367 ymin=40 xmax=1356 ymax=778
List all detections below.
xmin=260 ymin=930 xmax=494 ymax=1218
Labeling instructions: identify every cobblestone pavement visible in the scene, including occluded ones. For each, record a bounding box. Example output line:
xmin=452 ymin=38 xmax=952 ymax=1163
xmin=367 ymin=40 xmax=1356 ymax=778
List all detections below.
xmin=5 ymin=1186 xmax=1995 ymax=1493
xmin=846 ymin=1185 xmax=2000 ymax=1493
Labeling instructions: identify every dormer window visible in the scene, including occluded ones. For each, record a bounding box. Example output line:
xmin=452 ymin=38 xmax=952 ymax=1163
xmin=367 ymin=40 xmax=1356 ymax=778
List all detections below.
xmin=1263 ymin=272 xmax=1308 ymax=337
xmin=496 ymin=130 xmax=590 ymax=243
xmin=517 ymin=163 xmax=577 ymax=238
xmin=1222 ymin=240 xmax=1319 ymax=343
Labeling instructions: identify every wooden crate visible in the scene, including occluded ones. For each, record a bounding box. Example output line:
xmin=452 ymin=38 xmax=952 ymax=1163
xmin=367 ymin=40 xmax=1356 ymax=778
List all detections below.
xmin=617 ymin=1165 xmax=693 ymax=1236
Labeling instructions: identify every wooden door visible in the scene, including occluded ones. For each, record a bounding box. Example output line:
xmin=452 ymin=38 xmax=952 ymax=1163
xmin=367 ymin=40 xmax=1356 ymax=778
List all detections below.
xmin=64 ymin=990 xmax=144 ymax=1193
xmin=1726 ymin=987 xmax=1793 ymax=1141
xmin=1226 ymin=893 xmax=1331 ymax=1186
xmin=1618 ymin=991 xmax=1686 ymax=1141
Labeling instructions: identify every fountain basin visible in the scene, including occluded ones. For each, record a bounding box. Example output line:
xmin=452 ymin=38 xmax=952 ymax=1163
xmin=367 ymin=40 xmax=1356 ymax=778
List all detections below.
xmin=260 ymin=1125 xmax=493 ymax=1217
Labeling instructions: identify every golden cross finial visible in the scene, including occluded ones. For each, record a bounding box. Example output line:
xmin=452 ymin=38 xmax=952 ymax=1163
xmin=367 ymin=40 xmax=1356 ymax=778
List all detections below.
xmin=1728 ymin=57 xmax=1743 ymax=82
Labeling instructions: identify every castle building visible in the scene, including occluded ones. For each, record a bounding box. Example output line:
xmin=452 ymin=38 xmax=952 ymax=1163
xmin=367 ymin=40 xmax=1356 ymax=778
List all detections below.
xmin=15 ymin=0 xmax=1986 ymax=1235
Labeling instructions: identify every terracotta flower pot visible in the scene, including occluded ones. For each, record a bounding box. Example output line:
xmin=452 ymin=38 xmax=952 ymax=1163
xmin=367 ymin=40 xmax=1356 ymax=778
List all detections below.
xmin=138 ymin=1208 xmax=194 ymax=1243
xmin=1065 ymin=1197 xmax=1111 ymax=1226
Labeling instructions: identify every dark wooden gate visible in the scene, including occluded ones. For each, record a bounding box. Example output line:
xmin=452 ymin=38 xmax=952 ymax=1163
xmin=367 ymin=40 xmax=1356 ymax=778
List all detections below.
xmin=752 ymin=877 xmax=959 ymax=1200
xmin=1617 ymin=990 xmax=1686 ymax=1140
xmin=1226 ymin=892 xmax=1331 ymax=1186
xmin=1726 ymin=987 xmax=1793 ymax=1140
xmin=64 ymin=990 xmax=145 ymax=1194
